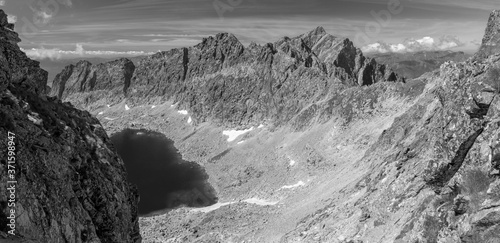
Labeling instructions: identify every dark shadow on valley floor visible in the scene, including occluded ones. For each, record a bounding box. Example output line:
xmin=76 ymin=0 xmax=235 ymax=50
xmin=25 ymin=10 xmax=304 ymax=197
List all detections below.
xmin=110 ymin=129 xmax=217 ymax=216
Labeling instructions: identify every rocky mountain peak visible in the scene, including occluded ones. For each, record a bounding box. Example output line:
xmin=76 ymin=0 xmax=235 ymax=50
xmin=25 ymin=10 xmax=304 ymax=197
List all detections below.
xmin=197 ymin=32 xmax=243 ymax=50
xmin=306 ymin=26 xmax=327 ymax=38
xmin=475 ymin=10 xmax=500 ymax=60
xmin=0 ymin=10 xmax=20 ymax=45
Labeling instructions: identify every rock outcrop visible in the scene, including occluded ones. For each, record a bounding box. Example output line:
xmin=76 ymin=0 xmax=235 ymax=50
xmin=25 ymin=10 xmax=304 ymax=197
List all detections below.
xmin=0 ymin=10 xmax=141 ymax=242
xmin=52 ymin=27 xmax=402 ymax=128
xmin=50 ymin=58 xmax=135 ymax=110
xmin=475 ymin=10 xmax=500 ymax=60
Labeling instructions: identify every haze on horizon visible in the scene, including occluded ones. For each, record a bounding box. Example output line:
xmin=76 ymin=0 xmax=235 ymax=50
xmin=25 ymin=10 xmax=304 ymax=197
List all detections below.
xmin=0 ymin=0 xmax=498 ymax=60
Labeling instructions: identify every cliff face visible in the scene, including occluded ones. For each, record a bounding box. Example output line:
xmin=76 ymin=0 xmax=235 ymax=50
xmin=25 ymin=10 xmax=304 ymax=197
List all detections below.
xmin=52 ymin=27 xmax=402 ymax=128
xmin=50 ymin=58 xmax=135 ymax=110
xmin=475 ymin=10 xmax=500 ymax=60
xmin=0 ymin=10 xmax=141 ymax=243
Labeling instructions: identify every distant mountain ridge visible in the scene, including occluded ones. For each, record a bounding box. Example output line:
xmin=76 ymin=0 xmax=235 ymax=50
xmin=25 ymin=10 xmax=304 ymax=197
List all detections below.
xmin=50 ymin=26 xmax=403 ymax=128
xmin=368 ymin=50 xmax=470 ymax=79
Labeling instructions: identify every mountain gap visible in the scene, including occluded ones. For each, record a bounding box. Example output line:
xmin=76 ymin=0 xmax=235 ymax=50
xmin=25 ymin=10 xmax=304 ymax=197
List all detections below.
xmin=110 ymin=129 xmax=218 ymax=216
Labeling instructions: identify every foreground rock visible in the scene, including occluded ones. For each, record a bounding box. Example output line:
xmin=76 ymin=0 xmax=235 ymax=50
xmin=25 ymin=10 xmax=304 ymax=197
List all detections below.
xmin=0 ymin=10 xmax=141 ymax=242
xmin=52 ymin=27 xmax=403 ymax=128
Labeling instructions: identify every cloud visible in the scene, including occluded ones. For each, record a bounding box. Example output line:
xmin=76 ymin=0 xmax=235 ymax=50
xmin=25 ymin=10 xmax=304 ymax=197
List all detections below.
xmin=22 ymin=47 xmax=62 ymax=60
xmin=136 ymin=34 xmax=209 ymax=38
xmin=33 ymin=10 xmax=54 ymax=25
xmin=57 ymin=0 xmax=73 ymax=7
xmin=361 ymin=35 xmax=465 ymax=53
xmin=7 ymin=15 xmax=17 ymax=24
xmin=22 ymin=44 xmax=155 ymax=60
xmin=0 ymin=0 xmax=5 ymax=6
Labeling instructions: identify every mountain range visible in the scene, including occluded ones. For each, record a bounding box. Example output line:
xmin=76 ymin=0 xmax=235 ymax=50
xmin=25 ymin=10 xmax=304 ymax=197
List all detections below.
xmin=1 ymin=8 xmax=500 ymax=243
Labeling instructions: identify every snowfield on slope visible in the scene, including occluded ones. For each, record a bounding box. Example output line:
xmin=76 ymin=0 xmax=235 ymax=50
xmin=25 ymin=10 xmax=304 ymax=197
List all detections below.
xmin=223 ymin=127 xmax=254 ymax=142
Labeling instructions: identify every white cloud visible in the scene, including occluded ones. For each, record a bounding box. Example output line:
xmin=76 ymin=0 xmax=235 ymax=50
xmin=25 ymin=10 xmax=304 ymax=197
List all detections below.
xmin=0 ymin=0 xmax=5 ymax=6
xmin=22 ymin=43 xmax=155 ymax=60
xmin=75 ymin=43 xmax=84 ymax=55
xmin=22 ymin=47 xmax=62 ymax=60
xmin=7 ymin=15 xmax=17 ymax=24
xmin=136 ymin=34 xmax=207 ymax=38
xmin=362 ymin=36 xmax=464 ymax=53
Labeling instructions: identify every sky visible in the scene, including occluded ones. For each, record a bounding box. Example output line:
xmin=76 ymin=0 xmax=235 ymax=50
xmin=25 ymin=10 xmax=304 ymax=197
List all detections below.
xmin=0 ymin=0 xmax=498 ymax=60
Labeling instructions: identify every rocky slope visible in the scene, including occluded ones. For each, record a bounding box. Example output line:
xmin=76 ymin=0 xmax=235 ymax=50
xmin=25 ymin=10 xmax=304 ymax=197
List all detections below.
xmin=52 ymin=27 xmax=403 ymax=128
xmin=475 ymin=10 xmax=500 ymax=60
xmin=0 ymin=10 xmax=141 ymax=242
xmin=368 ymin=50 xmax=470 ymax=79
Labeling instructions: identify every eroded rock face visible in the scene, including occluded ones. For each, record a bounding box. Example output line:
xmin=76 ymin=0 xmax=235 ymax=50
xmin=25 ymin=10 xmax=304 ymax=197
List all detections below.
xmin=0 ymin=10 xmax=141 ymax=242
xmin=50 ymin=58 xmax=135 ymax=110
xmin=475 ymin=10 xmax=500 ymax=60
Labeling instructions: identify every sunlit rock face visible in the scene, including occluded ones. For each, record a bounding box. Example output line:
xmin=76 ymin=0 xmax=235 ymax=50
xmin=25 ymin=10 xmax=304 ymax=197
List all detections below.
xmin=0 ymin=9 xmax=141 ymax=243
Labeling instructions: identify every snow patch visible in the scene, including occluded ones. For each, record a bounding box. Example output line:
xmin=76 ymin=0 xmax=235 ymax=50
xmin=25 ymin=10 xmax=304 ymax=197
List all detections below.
xmin=178 ymin=110 xmax=188 ymax=115
xmin=288 ymin=157 xmax=297 ymax=166
xmin=107 ymin=105 xmax=110 ymax=108
xmin=104 ymin=117 xmax=117 ymax=121
xmin=98 ymin=111 xmax=104 ymax=115
xmin=258 ymin=124 xmax=265 ymax=129
xmin=187 ymin=116 xmax=192 ymax=124
xmin=136 ymin=132 xmax=145 ymax=136
xmin=237 ymin=140 xmax=245 ymax=145
xmin=243 ymin=198 xmax=279 ymax=206
xmin=191 ymin=197 xmax=279 ymax=213
xmin=151 ymin=105 xmax=156 ymax=109
xmin=280 ymin=181 xmax=306 ymax=190
xmin=27 ymin=114 xmax=42 ymax=125
xmin=223 ymin=127 xmax=254 ymax=142
xmin=191 ymin=202 xmax=235 ymax=213
xmin=125 ymin=104 xmax=130 ymax=111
